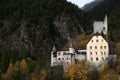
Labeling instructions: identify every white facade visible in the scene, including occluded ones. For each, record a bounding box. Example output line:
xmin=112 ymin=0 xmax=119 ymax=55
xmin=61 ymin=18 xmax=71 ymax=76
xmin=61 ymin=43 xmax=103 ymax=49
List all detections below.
xmin=75 ymin=50 xmax=87 ymax=61
xmin=86 ymin=35 xmax=109 ymax=66
xmin=51 ymin=47 xmax=75 ymax=67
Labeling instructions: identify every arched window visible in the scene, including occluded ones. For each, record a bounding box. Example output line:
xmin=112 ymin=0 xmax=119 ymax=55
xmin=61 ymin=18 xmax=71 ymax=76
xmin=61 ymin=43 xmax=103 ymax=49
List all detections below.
xmin=96 ymin=57 xmax=98 ymax=61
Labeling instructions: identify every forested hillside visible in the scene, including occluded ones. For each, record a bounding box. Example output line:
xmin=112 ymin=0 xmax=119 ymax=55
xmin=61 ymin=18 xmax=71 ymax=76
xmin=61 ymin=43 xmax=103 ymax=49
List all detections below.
xmin=0 ymin=0 xmax=91 ymax=79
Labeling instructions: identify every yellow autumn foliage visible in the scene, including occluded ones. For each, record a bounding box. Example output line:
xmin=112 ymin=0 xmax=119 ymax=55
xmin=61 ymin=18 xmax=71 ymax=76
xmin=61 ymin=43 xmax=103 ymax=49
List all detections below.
xmin=20 ymin=59 xmax=28 ymax=71
xmin=3 ymin=59 xmax=15 ymax=80
xmin=102 ymin=62 xmax=109 ymax=70
xmin=116 ymin=56 xmax=120 ymax=74
xmin=66 ymin=64 xmax=75 ymax=80
xmin=39 ymin=69 xmax=47 ymax=80
xmin=99 ymin=69 xmax=118 ymax=80
xmin=66 ymin=61 xmax=89 ymax=80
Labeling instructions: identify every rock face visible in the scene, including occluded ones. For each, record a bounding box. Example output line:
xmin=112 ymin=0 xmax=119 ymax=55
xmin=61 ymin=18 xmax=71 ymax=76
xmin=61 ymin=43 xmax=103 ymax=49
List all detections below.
xmin=53 ymin=15 xmax=85 ymax=38
xmin=83 ymin=0 xmax=103 ymax=12
xmin=0 ymin=0 xmax=91 ymax=59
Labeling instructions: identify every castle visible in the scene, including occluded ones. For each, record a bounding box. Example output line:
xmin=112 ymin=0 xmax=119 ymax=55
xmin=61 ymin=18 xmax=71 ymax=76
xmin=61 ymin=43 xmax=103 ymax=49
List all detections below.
xmin=51 ymin=15 xmax=116 ymax=69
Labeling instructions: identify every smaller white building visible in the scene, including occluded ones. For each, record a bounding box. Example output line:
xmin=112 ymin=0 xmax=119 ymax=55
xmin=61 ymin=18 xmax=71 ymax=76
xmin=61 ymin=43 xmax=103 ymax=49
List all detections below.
xmin=51 ymin=42 xmax=75 ymax=67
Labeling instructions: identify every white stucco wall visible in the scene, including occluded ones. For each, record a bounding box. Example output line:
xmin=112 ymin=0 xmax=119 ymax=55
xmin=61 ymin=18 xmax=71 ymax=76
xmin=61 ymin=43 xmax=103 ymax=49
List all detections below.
xmin=87 ymin=35 xmax=109 ymax=66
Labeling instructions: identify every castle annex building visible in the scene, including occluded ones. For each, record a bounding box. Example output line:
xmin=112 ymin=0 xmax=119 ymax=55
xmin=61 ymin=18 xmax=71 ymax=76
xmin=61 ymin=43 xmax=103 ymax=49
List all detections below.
xmin=51 ymin=15 xmax=116 ymax=68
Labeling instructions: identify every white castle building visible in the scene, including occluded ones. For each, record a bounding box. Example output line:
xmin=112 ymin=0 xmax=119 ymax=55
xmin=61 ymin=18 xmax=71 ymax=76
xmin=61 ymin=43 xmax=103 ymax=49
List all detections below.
xmin=51 ymin=15 xmax=116 ymax=69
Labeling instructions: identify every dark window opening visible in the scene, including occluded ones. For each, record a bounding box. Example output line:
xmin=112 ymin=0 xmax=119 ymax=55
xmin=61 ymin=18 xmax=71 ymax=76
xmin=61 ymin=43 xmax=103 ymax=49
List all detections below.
xmin=96 ymin=57 xmax=98 ymax=61
xmin=53 ymin=52 xmax=57 ymax=57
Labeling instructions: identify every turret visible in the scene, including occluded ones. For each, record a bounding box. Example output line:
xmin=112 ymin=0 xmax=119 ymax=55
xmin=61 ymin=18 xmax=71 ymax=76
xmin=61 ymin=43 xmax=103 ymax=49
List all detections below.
xmin=52 ymin=45 xmax=57 ymax=53
xmin=51 ymin=45 xmax=57 ymax=67
xmin=68 ymin=38 xmax=75 ymax=54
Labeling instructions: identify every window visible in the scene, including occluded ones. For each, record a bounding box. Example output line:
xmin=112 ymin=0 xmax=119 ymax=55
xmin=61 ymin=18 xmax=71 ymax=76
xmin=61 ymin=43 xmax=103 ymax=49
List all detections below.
xmin=92 ymin=40 xmax=93 ymax=42
xmin=95 ymin=46 xmax=97 ymax=49
xmin=102 ymin=57 xmax=104 ymax=60
xmin=101 ymin=39 xmax=103 ymax=42
xmin=101 ymin=52 xmax=103 ymax=55
xmin=96 ymin=57 xmax=99 ymax=61
xmin=53 ymin=52 xmax=57 ymax=57
xmin=53 ymin=62 xmax=56 ymax=64
xmin=58 ymin=52 xmax=61 ymax=56
xmin=104 ymin=46 xmax=107 ymax=49
xmin=90 ymin=46 xmax=92 ymax=50
xmin=90 ymin=52 xmax=92 ymax=55
xmin=91 ymin=57 xmax=93 ymax=61
xmin=66 ymin=57 xmax=69 ymax=60
xmin=67 ymin=62 xmax=69 ymax=64
xmin=96 ymin=39 xmax=98 ymax=42
xmin=104 ymin=52 xmax=106 ymax=55
xmin=58 ymin=58 xmax=61 ymax=60
xmin=100 ymin=46 xmax=103 ymax=49
xmin=95 ymin=52 xmax=98 ymax=55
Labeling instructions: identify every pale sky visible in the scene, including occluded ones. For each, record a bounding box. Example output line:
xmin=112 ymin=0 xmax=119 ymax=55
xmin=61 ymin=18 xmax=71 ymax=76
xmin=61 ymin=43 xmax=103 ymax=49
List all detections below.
xmin=67 ymin=0 xmax=95 ymax=7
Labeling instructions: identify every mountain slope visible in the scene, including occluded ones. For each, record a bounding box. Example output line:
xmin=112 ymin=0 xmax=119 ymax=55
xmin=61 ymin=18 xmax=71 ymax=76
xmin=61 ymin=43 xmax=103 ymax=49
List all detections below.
xmin=0 ymin=0 xmax=91 ymax=72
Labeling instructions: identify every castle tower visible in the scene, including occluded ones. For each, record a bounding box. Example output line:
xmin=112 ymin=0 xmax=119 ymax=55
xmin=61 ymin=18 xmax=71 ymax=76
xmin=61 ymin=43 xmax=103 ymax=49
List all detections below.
xmin=51 ymin=45 xmax=57 ymax=66
xmin=93 ymin=15 xmax=108 ymax=36
xmin=69 ymin=37 xmax=75 ymax=54
xmin=103 ymin=15 xmax=108 ymax=35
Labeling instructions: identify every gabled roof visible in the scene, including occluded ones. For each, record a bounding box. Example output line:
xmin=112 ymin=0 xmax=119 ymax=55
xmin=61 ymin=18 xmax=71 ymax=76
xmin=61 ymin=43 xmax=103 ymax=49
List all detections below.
xmin=86 ymin=33 xmax=108 ymax=45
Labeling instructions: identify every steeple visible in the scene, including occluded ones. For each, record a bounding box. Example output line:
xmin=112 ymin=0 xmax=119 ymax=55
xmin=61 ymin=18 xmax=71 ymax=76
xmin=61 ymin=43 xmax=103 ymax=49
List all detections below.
xmin=70 ymin=38 xmax=73 ymax=48
xmin=68 ymin=36 xmax=75 ymax=54
xmin=52 ymin=45 xmax=57 ymax=53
